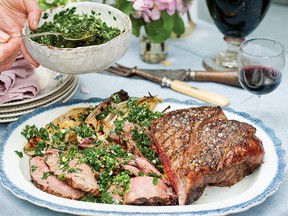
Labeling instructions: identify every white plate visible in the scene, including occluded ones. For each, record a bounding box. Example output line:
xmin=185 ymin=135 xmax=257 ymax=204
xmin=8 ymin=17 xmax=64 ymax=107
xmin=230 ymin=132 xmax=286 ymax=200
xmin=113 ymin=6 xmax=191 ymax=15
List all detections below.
xmin=42 ymin=76 xmax=79 ymax=106
xmin=0 ymin=76 xmax=76 ymax=114
xmin=0 ymin=66 xmax=71 ymax=107
xmin=0 ymin=77 xmax=79 ymax=122
xmin=0 ymin=98 xmax=286 ymax=215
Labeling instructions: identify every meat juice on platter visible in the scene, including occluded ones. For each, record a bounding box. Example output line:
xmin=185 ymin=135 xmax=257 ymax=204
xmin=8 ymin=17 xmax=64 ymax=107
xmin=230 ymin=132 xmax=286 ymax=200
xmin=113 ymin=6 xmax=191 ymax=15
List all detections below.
xmin=206 ymin=0 xmax=271 ymax=38
xmin=239 ymin=66 xmax=282 ymax=95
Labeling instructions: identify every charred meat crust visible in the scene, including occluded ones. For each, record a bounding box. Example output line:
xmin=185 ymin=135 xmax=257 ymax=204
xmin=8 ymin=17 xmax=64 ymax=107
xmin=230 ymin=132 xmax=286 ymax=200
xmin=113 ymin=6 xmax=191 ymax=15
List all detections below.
xmin=151 ymin=106 xmax=264 ymax=205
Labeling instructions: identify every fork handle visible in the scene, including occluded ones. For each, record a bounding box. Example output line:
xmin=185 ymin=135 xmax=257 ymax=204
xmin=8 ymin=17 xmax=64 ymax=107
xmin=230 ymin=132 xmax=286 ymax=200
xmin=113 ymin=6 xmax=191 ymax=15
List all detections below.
xmin=0 ymin=32 xmax=59 ymax=44
xmin=19 ymin=32 xmax=60 ymax=40
xmin=162 ymin=78 xmax=230 ymax=106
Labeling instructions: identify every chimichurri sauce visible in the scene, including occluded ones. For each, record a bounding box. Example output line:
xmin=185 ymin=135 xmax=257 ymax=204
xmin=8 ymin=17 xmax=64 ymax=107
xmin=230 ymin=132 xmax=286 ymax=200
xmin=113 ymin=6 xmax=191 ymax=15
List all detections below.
xmin=32 ymin=7 xmax=122 ymax=48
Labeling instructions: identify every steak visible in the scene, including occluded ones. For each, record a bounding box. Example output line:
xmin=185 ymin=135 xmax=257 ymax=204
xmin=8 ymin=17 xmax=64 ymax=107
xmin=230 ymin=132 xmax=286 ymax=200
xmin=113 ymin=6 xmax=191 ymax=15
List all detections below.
xmin=30 ymin=156 xmax=85 ymax=200
xmin=151 ymin=106 xmax=264 ymax=205
xmin=45 ymin=149 xmax=100 ymax=196
xmin=123 ymin=176 xmax=177 ymax=205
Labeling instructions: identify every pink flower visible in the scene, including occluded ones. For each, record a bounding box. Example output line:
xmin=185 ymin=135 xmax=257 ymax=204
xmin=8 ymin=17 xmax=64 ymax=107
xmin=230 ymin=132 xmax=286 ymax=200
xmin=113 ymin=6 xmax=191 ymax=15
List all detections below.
xmin=176 ymin=0 xmax=191 ymax=15
xmin=166 ymin=2 xmax=177 ymax=15
xmin=132 ymin=0 xmax=153 ymax=11
xmin=118 ymin=0 xmax=193 ymax=42
xmin=151 ymin=7 xmax=161 ymax=20
xmin=129 ymin=0 xmax=192 ymax=22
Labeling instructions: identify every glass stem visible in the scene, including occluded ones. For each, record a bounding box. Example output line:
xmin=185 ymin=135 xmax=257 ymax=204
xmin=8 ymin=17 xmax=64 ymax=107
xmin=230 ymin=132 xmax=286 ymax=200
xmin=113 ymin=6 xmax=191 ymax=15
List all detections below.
xmin=225 ymin=36 xmax=244 ymax=52
xmin=216 ymin=36 xmax=244 ymax=69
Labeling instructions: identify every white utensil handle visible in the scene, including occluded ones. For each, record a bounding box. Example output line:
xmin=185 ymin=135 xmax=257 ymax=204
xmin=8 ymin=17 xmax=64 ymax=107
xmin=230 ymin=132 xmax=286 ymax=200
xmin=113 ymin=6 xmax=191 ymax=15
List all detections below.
xmin=170 ymin=80 xmax=230 ymax=106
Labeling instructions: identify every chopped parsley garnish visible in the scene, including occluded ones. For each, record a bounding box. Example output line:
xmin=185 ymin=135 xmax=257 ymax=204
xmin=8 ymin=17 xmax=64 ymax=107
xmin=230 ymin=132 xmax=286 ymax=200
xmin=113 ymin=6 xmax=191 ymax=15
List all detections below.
xmin=14 ymin=150 xmax=23 ymax=158
xmin=21 ymin=125 xmax=39 ymax=140
xmin=67 ymin=167 xmax=82 ymax=173
xmin=74 ymin=123 xmax=96 ymax=138
xmin=32 ymin=7 xmax=121 ymax=48
xmin=111 ymin=93 xmax=123 ymax=104
xmin=47 ymin=122 xmax=59 ymax=132
xmin=51 ymin=131 xmax=66 ymax=145
xmin=20 ymin=92 xmax=165 ymax=205
xmin=148 ymin=173 xmax=162 ymax=185
xmin=59 ymin=145 xmax=78 ymax=171
xmin=83 ymin=144 xmax=133 ymax=193
xmin=114 ymin=120 xmax=124 ymax=135
xmin=96 ymin=110 xmax=110 ymax=120
xmin=34 ymin=141 xmax=47 ymax=156
xmin=31 ymin=165 xmax=37 ymax=172
xmin=41 ymin=172 xmax=52 ymax=180
xmin=125 ymin=98 xmax=163 ymax=127
xmin=131 ymin=126 xmax=163 ymax=172
xmin=57 ymin=174 xmax=65 ymax=181
xmin=21 ymin=125 xmax=50 ymax=141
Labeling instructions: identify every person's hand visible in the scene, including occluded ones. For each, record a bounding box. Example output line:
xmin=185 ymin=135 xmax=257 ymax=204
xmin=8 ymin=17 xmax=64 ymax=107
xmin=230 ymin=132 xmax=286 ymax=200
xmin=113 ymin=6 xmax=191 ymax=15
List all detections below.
xmin=0 ymin=0 xmax=42 ymax=71
xmin=0 ymin=30 xmax=22 ymax=71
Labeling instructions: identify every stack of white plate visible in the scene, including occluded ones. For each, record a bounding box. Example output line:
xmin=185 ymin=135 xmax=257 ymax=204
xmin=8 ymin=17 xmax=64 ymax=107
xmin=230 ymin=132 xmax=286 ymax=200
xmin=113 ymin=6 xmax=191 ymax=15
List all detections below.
xmin=0 ymin=66 xmax=79 ymax=123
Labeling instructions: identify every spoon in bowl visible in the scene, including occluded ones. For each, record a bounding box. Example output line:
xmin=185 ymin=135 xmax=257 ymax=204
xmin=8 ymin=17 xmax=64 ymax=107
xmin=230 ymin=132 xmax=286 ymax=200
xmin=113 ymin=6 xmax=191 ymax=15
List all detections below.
xmin=0 ymin=32 xmax=94 ymax=44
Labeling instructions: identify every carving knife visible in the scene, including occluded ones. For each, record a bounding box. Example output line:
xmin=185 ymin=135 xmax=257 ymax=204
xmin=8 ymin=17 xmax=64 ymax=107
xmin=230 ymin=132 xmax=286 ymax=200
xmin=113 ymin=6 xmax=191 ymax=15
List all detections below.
xmin=102 ymin=67 xmax=241 ymax=87
xmin=106 ymin=64 xmax=230 ymax=106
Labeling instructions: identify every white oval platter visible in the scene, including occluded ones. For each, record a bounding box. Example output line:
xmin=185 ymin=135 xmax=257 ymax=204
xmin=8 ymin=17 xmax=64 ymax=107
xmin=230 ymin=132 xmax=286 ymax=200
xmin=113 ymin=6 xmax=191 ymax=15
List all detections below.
xmin=0 ymin=98 xmax=286 ymax=216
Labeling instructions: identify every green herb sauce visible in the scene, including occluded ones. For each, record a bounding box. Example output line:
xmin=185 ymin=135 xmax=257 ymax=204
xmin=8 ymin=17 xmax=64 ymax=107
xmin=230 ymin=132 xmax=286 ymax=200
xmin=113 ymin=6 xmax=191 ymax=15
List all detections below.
xmin=32 ymin=7 xmax=122 ymax=48
xmin=20 ymin=93 xmax=165 ymax=204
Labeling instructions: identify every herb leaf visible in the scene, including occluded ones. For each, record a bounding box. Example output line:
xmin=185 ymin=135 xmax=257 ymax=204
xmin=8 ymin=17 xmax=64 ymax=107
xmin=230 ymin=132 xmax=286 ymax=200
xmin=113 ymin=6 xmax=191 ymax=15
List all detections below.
xmin=14 ymin=150 xmax=23 ymax=158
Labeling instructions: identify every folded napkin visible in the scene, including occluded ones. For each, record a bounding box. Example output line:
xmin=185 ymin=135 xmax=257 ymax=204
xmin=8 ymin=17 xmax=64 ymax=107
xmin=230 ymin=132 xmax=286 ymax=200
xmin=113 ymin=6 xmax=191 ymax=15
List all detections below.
xmin=0 ymin=56 xmax=40 ymax=104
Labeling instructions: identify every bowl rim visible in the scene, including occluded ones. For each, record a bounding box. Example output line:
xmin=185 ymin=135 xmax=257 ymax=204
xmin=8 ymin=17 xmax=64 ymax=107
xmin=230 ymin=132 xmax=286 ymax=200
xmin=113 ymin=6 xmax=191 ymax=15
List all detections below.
xmin=23 ymin=2 xmax=132 ymax=50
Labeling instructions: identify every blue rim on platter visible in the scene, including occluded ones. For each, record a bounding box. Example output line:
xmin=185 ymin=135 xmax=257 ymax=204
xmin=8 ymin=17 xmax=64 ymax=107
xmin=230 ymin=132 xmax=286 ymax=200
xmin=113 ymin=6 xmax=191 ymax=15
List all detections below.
xmin=0 ymin=98 xmax=286 ymax=216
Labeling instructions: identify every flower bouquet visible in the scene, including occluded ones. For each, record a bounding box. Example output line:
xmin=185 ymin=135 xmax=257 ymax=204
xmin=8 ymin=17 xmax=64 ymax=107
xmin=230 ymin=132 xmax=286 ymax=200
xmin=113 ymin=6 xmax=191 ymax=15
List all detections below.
xmin=115 ymin=0 xmax=193 ymax=43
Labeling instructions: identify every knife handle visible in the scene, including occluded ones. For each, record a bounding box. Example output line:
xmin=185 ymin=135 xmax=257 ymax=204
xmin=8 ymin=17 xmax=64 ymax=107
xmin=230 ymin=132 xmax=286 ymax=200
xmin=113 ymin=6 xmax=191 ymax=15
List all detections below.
xmin=170 ymin=80 xmax=230 ymax=106
xmin=188 ymin=70 xmax=241 ymax=87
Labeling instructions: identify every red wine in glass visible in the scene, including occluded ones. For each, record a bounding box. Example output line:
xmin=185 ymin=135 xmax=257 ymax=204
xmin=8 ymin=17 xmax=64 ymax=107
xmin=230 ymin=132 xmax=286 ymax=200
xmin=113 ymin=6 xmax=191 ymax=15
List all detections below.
xmin=239 ymin=66 xmax=282 ymax=95
xmin=204 ymin=0 xmax=272 ymax=70
xmin=237 ymin=38 xmax=285 ymax=117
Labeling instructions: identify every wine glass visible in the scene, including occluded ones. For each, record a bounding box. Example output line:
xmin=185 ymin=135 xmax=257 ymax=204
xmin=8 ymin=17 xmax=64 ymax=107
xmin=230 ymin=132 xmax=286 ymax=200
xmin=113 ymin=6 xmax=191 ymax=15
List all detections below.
xmin=237 ymin=38 xmax=285 ymax=117
xmin=203 ymin=0 xmax=272 ymax=71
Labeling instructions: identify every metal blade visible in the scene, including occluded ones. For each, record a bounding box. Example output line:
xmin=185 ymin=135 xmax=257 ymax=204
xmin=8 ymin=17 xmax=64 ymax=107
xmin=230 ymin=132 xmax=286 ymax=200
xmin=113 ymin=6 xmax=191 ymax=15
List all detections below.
xmin=102 ymin=66 xmax=241 ymax=87
xmin=102 ymin=68 xmax=187 ymax=80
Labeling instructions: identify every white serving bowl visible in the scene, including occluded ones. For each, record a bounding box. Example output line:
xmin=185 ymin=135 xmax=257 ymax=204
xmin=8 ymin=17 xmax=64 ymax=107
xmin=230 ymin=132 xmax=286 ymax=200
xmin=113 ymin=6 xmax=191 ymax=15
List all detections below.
xmin=23 ymin=2 xmax=132 ymax=74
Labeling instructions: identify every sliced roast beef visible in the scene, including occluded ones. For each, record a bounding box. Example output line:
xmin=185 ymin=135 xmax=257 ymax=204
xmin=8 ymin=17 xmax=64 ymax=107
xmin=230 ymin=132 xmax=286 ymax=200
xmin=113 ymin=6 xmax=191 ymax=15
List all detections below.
xmin=126 ymin=157 xmax=162 ymax=176
xmin=109 ymin=121 xmax=145 ymax=157
xmin=151 ymin=106 xmax=264 ymax=205
xmin=107 ymin=184 xmax=124 ymax=204
xmin=65 ymin=158 xmax=100 ymax=196
xmin=122 ymin=156 xmax=171 ymax=186
xmin=45 ymin=149 xmax=100 ymax=196
xmin=30 ymin=156 xmax=85 ymax=200
xmin=123 ymin=176 xmax=177 ymax=205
